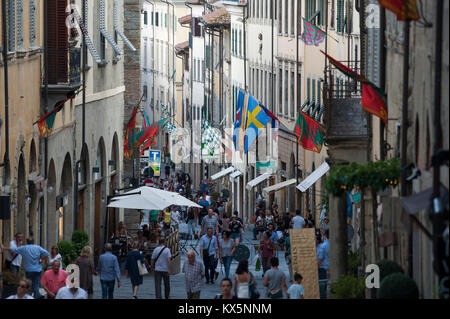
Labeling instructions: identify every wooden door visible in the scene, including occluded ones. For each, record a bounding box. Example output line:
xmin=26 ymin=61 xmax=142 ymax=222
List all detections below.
xmin=77 ymin=190 xmax=84 ymax=231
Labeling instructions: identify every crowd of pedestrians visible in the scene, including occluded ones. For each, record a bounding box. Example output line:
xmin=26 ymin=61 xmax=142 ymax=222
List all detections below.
xmin=0 ymin=165 xmax=329 ymax=300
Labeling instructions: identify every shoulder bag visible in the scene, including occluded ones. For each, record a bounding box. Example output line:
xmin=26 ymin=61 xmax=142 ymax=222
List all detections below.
xmin=137 ymin=252 xmax=148 ymax=276
xmin=248 ymin=272 xmax=260 ymax=299
xmin=151 ymin=246 xmax=168 ymax=272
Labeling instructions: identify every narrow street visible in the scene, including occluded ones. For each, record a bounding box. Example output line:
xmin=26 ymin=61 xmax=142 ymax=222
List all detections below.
xmin=92 ymin=227 xmax=291 ymax=299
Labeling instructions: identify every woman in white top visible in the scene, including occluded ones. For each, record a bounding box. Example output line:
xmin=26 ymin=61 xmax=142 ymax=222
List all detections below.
xmin=7 ymin=280 xmax=34 ymax=299
xmin=48 ymin=245 xmax=63 ymax=269
xmin=234 ymin=260 xmax=257 ymax=299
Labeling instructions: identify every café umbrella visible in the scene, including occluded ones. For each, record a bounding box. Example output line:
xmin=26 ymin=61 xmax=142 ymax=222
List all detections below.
xmin=107 ymin=186 xmax=202 ymax=210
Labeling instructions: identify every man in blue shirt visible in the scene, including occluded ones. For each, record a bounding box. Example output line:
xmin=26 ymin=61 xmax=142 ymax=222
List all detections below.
xmin=199 ymin=227 xmax=219 ymax=284
xmin=98 ymin=243 xmax=121 ymax=299
xmin=198 ymin=194 xmax=209 ymax=210
xmin=316 ymin=230 xmax=330 ymax=299
xmin=3 ymin=238 xmax=49 ymax=299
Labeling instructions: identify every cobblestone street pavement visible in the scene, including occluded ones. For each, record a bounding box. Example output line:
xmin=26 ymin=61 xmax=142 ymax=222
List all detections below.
xmin=93 ymin=226 xmax=291 ymax=299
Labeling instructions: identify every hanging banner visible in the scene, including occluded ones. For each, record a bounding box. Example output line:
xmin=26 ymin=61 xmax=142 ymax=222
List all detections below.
xmin=149 ymin=150 xmax=161 ymax=177
xmin=290 ymin=228 xmax=320 ymax=299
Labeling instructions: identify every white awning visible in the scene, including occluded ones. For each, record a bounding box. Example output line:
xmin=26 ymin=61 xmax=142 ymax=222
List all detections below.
xmin=262 ymin=179 xmax=297 ymax=195
xmin=296 ymin=162 xmax=330 ymax=192
xmin=229 ymin=170 xmax=243 ymax=179
xmin=211 ymin=166 xmax=235 ymax=181
xmin=246 ymin=173 xmax=272 ymax=191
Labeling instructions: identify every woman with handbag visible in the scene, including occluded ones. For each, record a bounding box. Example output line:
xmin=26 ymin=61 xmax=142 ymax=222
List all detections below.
xmin=260 ymin=231 xmax=276 ymax=275
xmin=234 ymin=260 xmax=259 ymax=299
xmin=75 ymin=246 xmax=97 ymax=299
xmin=124 ymin=242 xmax=146 ymax=299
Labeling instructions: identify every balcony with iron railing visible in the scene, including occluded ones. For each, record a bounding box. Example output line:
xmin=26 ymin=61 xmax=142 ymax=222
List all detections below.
xmin=42 ymin=45 xmax=82 ymax=102
xmin=323 ymin=60 xmax=369 ymax=145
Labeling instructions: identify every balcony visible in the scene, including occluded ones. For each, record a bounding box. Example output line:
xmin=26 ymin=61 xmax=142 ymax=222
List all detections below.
xmin=323 ymin=60 xmax=369 ymax=163
xmin=41 ymin=45 xmax=82 ymax=106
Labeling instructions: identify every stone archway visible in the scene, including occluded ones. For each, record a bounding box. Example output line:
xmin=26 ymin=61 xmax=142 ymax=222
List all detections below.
xmin=1 ymin=154 xmax=11 ymax=242
xmin=77 ymin=144 xmax=90 ymax=232
xmin=16 ymin=155 xmax=27 ymax=237
xmin=59 ymin=153 xmax=73 ymax=241
xmin=108 ymin=133 xmax=120 ymax=238
xmin=47 ymin=159 xmax=57 ymax=247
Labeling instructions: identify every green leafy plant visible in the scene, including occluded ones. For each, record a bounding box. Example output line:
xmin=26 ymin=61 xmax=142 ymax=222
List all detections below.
xmin=330 ymin=275 xmax=366 ymax=299
xmin=57 ymin=240 xmax=77 ymax=268
xmin=325 ymin=158 xmax=401 ymax=196
xmin=211 ymin=191 xmax=220 ymax=201
xmin=377 ymin=273 xmax=419 ymax=299
xmin=376 ymin=259 xmax=404 ymax=282
xmin=71 ymin=230 xmax=89 ymax=257
xmin=347 ymin=251 xmax=361 ymax=276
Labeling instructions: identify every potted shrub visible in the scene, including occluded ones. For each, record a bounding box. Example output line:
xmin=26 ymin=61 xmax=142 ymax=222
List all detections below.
xmin=57 ymin=240 xmax=77 ymax=268
xmin=71 ymin=230 xmax=89 ymax=257
xmin=376 ymin=259 xmax=404 ymax=282
xmin=377 ymin=273 xmax=419 ymax=299
xmin=330 ymin=275 xmax=366 ymax=299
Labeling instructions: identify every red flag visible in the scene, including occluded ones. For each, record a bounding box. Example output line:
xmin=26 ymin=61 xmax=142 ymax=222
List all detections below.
xmin=321 ymin=51 xmax=388 ymax=124
xmin=378 ymin=0 xmax=420 ymax=21
xmin=361 ymin=84 xmax=388 ymax=124
xmin=293 ymin=110 xmax=326 ymax=153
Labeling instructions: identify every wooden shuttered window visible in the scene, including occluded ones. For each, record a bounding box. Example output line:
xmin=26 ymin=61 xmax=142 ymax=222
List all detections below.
xmin=337 ymin=0 xmax=345 ymax=33
xmin=47 ymin=0 xmax=68 ymax=84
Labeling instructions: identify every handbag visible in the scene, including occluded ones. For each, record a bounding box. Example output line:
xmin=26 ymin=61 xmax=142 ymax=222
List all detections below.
xmin=137 ymin=259 xmax=148 ymax=276
xmin=248 ymin=272 xmax=260 ymax=299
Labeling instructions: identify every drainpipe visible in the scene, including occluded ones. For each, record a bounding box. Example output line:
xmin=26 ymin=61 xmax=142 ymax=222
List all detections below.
xmin=186 ymin=2 xmax=194 ymax=181
xmin=400 ymin=19 xmax=411 ymax=276
xmin=431 ymin=0 xmax=445 ymax=283
xmin=1 ymin=0 xmax=10 ymax=181
xmin=149 ymin=0 xmax=156 ymax=123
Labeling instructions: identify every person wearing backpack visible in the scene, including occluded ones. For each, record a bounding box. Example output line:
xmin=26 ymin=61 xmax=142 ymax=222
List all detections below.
xmin=151 ymin=239 xmax=172 ymax=299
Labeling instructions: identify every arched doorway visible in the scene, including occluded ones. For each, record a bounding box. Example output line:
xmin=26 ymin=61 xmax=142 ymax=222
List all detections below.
xmin=59 ymin=153 xmax=73 ymax=241
xmin=29 ymin=140 xmax=38 ymax=239
xmin=17 ymin=155 xmax=27 ymax=236
xmin=47 ymin=159 xmax=57 ymax=247
xmin=94 ymin=138 xmax=106 ymax=258
xmin=108 ymin=133 xmax=119 ymax=239
xmin=77 ymin=144 xmax=90 ymax=232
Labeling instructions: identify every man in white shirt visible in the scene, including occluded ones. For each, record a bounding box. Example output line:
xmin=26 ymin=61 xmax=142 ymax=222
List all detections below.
xmin=6 ymin=233 xmax=23 ymax=274
xmin=171 ymin=206 xmax=181 ymax=228
xmin=55 ymin=286 xmax=88 ymax=299
xmin=292 ymin=210 xmax=305 ymax=229
xmin=151 ymin=239 xmax=172 ymax=299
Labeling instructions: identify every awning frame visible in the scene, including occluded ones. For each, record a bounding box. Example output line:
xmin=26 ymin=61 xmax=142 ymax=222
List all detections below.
xmin=262 ymin=179 xmax=297 ymax=195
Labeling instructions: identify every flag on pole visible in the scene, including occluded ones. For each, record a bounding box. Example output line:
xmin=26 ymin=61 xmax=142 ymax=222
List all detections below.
xmin=139 ymin=117 xmax=171 ymax=155
xmin=124 ymin=88 xmax=148 ymax=159
xmin=244 ymin=95 xmax=272 ymax=153
xmin=320 ymin=50 xmax=388 ymax=123
xmin=36 ymin=89 xmax=80 ymax=138
xmin=233 ymin=90 xmax=247 ymax=151
xmin=259 ymin=103 xmax=280 ymax=143
xmin=293 ymin=109 xmax=326 ymax=153
xmin=377 ymin=0 xmax=420 ymax=21
xmin=301 ymin=19 xmax=326 ymax=46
